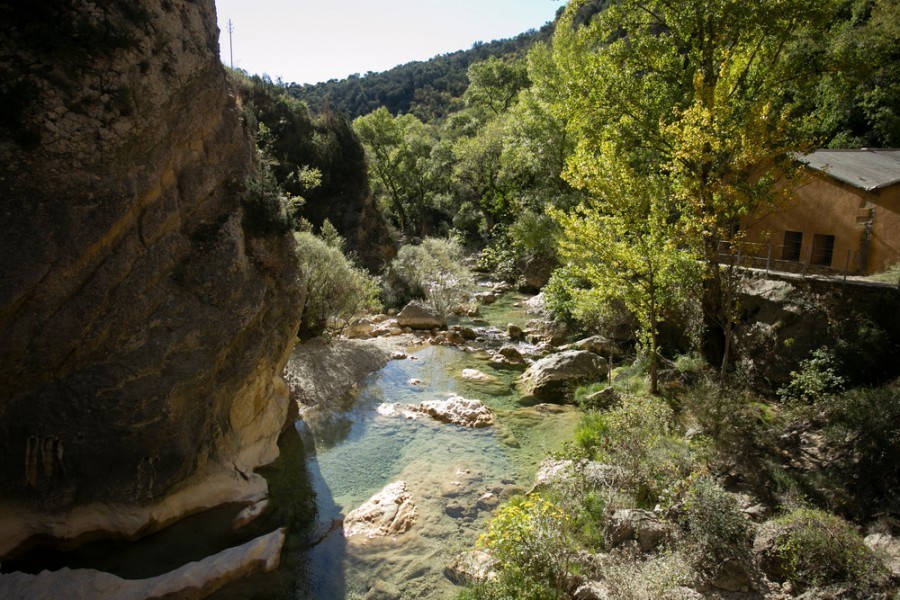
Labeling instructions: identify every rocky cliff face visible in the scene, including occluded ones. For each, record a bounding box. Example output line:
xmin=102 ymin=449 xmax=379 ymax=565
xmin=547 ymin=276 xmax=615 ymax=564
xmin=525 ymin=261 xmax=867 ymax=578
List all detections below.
xmin=0 ymin=0 xmax=303 ymax=555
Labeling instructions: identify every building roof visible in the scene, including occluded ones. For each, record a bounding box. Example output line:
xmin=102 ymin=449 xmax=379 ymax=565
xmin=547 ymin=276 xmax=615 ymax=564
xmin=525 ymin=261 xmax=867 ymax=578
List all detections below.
xmin=801 ymin=149 xmax=900 ymax=192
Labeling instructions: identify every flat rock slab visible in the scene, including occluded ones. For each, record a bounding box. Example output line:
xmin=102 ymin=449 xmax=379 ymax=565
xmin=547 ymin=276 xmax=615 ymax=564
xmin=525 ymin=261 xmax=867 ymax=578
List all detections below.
xmin=396 ymin=301 xmax=446 ymax=330
xmin=414 ymin=396 xmax=494 ymax=428
xmin=343 ymin=481 xmax=417 ymax=539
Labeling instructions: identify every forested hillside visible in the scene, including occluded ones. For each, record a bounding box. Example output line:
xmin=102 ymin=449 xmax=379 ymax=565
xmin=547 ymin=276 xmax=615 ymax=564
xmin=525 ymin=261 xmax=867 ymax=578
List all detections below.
xmin=285 ymin=21 xmax=554 ymax=120
xmin=229 ymin=71 xmax=394 ymax=269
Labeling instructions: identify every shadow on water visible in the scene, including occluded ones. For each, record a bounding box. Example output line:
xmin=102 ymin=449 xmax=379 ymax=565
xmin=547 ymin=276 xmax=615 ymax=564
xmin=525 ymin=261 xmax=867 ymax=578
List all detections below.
xmin=2 ymin=422 xmax=349 ymax=599
xmin=209 ymin=423 xmax=347 ymax=600
xmin=215 ymin=291 xmax=573 ymax=598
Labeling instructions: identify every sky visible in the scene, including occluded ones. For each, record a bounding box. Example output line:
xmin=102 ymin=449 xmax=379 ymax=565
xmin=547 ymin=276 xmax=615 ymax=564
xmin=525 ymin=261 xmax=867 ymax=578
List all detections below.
xmin=215 ymin=0 xmax=563 ymax=85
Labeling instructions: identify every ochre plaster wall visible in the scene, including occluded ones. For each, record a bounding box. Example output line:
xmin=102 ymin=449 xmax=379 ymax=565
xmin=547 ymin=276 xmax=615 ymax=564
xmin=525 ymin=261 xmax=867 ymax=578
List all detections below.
xmin=870 ymin=185 xmax=900 ymax=273
xmin=743 ymin=172 xmax=900 ymax=274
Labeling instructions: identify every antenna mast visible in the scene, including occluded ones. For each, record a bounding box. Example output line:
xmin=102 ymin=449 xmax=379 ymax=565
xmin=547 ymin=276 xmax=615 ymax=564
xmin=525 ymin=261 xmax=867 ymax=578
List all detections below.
xmin=226 ymin=19 xmax=235 ymax=69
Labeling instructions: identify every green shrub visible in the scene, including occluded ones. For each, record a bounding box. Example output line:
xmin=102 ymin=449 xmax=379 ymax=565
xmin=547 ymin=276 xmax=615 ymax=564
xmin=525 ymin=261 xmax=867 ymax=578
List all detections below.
xmin=388 ymin=237 xmax=473 ymax=315
xmin=574 ymin=395 xmax=695 ymax=505
xmin=293 ymin=232 xmax=381 ymax=339
xmin=543 ymin=266 xmax=587 ymax=325
xmin=815 ymin=384 xmax=900 ymax=518
xmin=545 ymin=275 xmax=636 ymax=342
xmin=673 ymin=353 xmax=707 ymax=375
xmin=681 ymin=379 xmax=774 ymax=463
xmin=600 ymin=548 xmax=693 ymax=600
xmin=507 ymin=210 xmax=559 ymax=264
xmin=573 ymin=382 xmax=614 ymax=411
xmin=764 ymin=508 xmax=888 ymax=592
xmin=242 ymin=159 xmax=292 ymax=237
xmin=778 ymin=346 xmax=846 ymax=404
xmin=679 ymin=476 xmax=750 ymax=575
xmin=476 ymin=243 xmax=519 ymax=283
xmin=476 ymin=495 xmax=576 ymax=599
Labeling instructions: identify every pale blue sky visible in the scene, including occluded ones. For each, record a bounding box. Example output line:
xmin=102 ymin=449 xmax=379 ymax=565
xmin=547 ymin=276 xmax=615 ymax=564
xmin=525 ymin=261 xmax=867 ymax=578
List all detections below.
xmin=215 ymin=0 xmax=563 ymax=85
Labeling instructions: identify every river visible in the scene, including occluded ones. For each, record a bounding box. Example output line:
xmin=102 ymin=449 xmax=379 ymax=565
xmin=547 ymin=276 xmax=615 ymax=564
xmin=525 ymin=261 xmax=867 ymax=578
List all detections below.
xmin=225 ymin=292 xmax=581 ymax=599
xmin=3 ymin=292 xmax=581 ymax=599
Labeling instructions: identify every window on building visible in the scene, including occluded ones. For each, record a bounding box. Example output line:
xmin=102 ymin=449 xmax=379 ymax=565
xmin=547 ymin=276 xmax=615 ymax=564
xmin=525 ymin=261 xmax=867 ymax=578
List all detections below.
xmin=811 ymin=234 xmax=836 ymax=267
xmin=782 ymin=231 xmax=803 ymax=261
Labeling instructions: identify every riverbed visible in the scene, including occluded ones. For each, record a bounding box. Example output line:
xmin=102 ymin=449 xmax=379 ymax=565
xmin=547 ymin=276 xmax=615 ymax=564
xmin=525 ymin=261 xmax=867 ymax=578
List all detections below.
xmin=219 ymin=292 xmax=581 ymax=599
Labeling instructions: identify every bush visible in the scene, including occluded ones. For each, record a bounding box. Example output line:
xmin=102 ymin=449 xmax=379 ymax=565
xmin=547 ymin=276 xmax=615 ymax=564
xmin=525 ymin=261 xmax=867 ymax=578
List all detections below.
xmin=293 ymin=231 xmax=381 ymax=339
xmin=574 ymin=395 xmax=695 ymax=505
xmin=815 ymin=383 xmax=900 ymax=518
xmin=600 ymin=548 xmax=693 ymax=600
xmin=778 ymin=346 xmax=846 ymax=404
xmin=681 ymin=379 xmax=774 ymax=464
xmin=507 ymin=210 xmax=559 ymax=264
xmin=573 ymin=382 xmax=614 ymax=411
xmin=242 ymin=158 xmax=293 ymax=237
xmin=476 ymin=495 xmax=576 ymax=599
xmin=679 ymin=476 xmax=750 ymax=575
xmin=760 ymin=508 xmax=889 ymax=593
xmin=387 ymin=237 xmax=473 ymax=316
xmin=476 ymin=243 xmax=519 ymax=283
xmin=545 ymin=269 xmax=636 ymax=340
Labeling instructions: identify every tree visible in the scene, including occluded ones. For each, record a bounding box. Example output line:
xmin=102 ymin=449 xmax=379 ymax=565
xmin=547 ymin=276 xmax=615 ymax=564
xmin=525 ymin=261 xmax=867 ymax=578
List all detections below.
xmin=451 ymin=115 xmax=511 ymax=232
xmin=463 ymin=56 xmax=530 ymax=115
xmin=293 ymin=231 xmax=381 ymax=339
xmin=551 ymin=150 xmax=698 ymax=393
xmin=388 ymin=238 xmax=474 ymax=316
xmin=543 ymin=0 xmax=831 ymax=379
xmin=353 ymin=107 xmax=442 ymax=236
xmin=796 ymin=0 xmax=900 ymax=147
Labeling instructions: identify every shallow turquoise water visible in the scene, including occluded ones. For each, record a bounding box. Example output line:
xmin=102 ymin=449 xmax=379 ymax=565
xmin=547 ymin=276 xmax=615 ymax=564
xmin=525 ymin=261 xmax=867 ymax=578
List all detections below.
xmin=274 ymin=342 xmax=580 ymax=600
xmin=244 ymin=292 xmax=582 ymax=599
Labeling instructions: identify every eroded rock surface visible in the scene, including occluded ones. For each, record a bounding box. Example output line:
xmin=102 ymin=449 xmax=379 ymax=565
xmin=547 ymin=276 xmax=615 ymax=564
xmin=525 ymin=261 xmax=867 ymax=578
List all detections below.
xmin=0 ymin=0 xmax=301 ymax=556
xmin=343 ymin=481 xmax=418 ymax=539
xmin=531 ymin=459 xmax=622 ymax=493
xmin=413 ymin=396 xmax=495 ymax=428
xmin=605 ymin=509 xmax=674 ymax=553
xmin=0 ymin=528 xmax=286 ymax=600
xmin=444 ymin=550 xmax=498 ymax=584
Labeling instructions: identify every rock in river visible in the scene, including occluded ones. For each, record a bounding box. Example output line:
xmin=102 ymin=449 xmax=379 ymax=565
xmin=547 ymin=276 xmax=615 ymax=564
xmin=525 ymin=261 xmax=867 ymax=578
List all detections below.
xmin=414 ymin=396 xmax=495 ymax=428
xmin=519 ymin=350 xmax=606 ymax=401
xmin=396 ymin=301 xmax=447 ymax=330
xmin=461 ymin=369 xmax=500 ymax=384
xmin=343 ymin=481 xmax=418 ymax=539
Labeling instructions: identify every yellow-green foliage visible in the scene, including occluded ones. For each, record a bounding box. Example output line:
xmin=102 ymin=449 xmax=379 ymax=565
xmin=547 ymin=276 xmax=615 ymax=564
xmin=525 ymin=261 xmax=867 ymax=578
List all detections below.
xmin=478 ymin=495 xmax=575 ymax=597
xmin=293 ymin=231 xmax=381 ymax=338
xmin=388 ymin=237 xmax=473 ymax=316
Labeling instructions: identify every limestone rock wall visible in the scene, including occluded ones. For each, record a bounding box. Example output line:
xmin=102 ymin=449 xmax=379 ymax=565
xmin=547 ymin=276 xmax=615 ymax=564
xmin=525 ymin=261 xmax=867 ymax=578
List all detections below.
xmin=0 ymin=0 xmax=303 ymax=554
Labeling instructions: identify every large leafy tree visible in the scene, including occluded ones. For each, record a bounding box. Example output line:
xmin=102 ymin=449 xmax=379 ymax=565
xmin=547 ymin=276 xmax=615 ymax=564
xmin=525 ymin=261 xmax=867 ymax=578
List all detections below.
xmin=353 ymin=107 xmax=443 ymax=236
xmin=543 ymin=0 xmax=831 ymax=376
xmin=799 ymin=0 xmax=900 ymax=147
xmin=463 ymin=56 xmax=530 ymax=116
xmin=552 ymin=150 xmax=699 ymax=394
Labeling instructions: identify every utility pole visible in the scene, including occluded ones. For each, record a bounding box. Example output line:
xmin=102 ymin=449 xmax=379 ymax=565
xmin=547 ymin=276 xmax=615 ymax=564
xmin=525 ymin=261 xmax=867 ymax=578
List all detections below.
xmin=226 ymin=19 xmax=234 ymax=69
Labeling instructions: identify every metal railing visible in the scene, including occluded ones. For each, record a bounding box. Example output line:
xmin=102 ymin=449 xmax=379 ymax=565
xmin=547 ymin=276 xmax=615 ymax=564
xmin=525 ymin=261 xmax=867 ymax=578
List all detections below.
xmin=716 ymin=241 xmax=861 ymax=281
